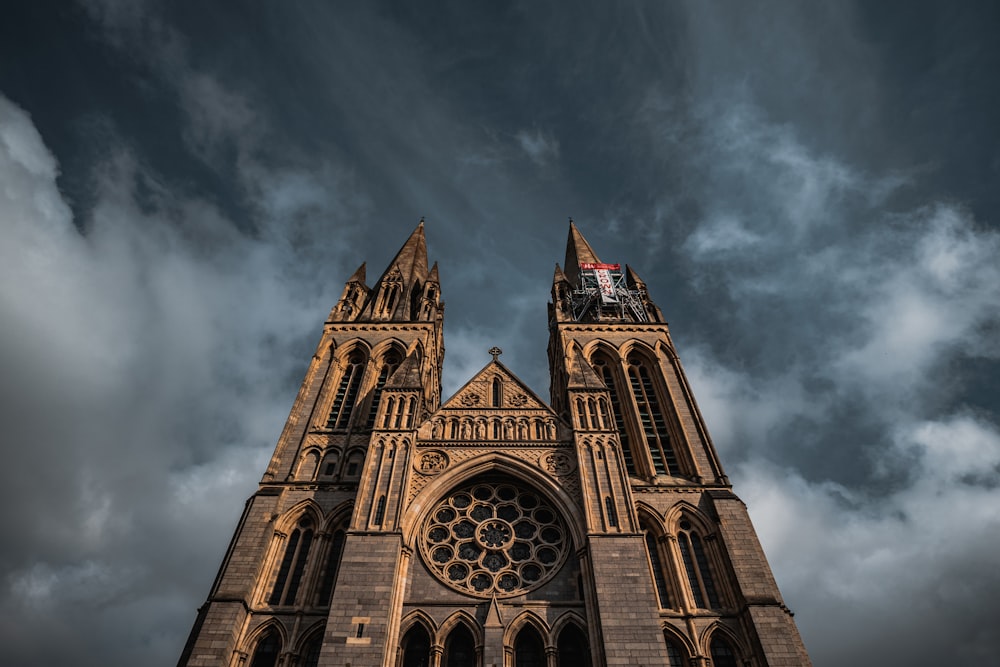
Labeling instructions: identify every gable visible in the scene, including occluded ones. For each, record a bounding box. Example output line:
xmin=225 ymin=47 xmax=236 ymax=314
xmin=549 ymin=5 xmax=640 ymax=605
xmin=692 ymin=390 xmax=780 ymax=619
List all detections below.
xmin=439 ymin=361 xmax=553 ymax=414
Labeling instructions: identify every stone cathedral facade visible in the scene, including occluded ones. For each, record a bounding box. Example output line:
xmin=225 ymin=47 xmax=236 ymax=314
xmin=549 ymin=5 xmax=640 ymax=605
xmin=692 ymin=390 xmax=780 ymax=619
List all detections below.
xmin=178 ymin=223 xmax=811 ymax=667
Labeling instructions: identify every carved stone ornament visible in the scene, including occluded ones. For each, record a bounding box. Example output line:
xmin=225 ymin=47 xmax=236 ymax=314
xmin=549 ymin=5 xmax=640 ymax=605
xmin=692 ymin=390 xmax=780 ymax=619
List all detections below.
xmin=460 ymin=393 xmax=481 ymax=407
xmin=417 ymin=450 xmax=449 ymax=475
xmin=509 ymin=393 xmax=528 ymax=407
xmin=540 ymin=451 xmax=575 ymax=476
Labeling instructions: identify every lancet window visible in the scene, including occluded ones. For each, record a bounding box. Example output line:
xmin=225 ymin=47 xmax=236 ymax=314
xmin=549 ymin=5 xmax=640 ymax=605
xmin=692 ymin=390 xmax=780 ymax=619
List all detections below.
xmin=365 ymin=351 xmax=401 ymax=430
xmin=626 ymin=353 xmax=679 ymax=476
xmin=664 ymin=636 xmax=686 ymax=667
xmin=591 ymin=353 xmax=636 ymax=475
xmin=557 ymin=623 xmax=590 ymax=666
xmin=315 ymin=518 xmax=348 ymax=606
xmin=299 ymin=632 xmax=322 ymax=667
xmin=400 ymin=624 xmax=432 ymax=667
xmin=677 ymin=519 xmax=720 ymax=609
xmin=327 ymin=351 xmax=366 ymax=430
xmin=268 ymin=517 xmax=314 ymax=606
xmin=247 ymin=627 xmax=281 ymax=667
xmin=514 ymin=625 xmax=545 ymax=667
xmin=710 ymin=636 xmax=739 ymax=667
xmin=642 ymin=523 xmax=672 ymax=609
xmin=443 ymin=624 xmax=476 ymax=667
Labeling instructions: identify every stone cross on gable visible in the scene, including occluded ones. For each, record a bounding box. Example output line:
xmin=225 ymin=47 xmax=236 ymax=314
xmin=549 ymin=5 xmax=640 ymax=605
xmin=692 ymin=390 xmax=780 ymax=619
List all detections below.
xmin=488 ymin=346 xmax=502 ymax=361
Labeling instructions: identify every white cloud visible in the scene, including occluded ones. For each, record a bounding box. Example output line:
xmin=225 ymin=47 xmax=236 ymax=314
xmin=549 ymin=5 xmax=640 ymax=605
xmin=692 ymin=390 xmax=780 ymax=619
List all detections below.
xmin=665 ymin=94 xmax=1000 ymax=665
xmin=0 ymin=87 xmax=364 ymax=664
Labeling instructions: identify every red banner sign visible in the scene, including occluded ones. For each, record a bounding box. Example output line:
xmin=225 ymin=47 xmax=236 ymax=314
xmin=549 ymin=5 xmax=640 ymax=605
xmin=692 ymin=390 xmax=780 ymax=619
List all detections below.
xmin=579 ymin=262 xmax=620 ymax=270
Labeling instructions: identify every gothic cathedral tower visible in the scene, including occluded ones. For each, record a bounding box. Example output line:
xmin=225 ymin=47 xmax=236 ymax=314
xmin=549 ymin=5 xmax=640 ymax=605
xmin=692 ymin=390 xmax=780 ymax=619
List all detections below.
xmin=178 ymin=223 xmax=811 ymax=667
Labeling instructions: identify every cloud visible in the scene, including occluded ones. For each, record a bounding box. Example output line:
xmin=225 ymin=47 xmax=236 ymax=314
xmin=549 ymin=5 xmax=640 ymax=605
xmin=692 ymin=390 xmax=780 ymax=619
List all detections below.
xmin=738 ymin=413 xmax=1000 ymax=665
xmin=0 ymin=78 xmax=362 ymax=663
xmin=515 ymin=128 xmax=560 ymax=166
xmin=649 ymin=88 xmax=1000 ymax=664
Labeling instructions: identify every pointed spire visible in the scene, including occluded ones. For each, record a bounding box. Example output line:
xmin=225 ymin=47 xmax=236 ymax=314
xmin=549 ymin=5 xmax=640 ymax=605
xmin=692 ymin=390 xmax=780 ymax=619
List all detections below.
xmin=428 ymin=261 xmax=440 ymax=283
xmin=567 ymin=347 xmax=607 ymax=390
xmin=564 ymin=221 xmax=602 ymax=287
xmin=552 ymin=262 xmax=568 ymax=285
xmin=625 ymin=264 xmax=645 ymax=289
xmin=383 ymin=221 xmax=429 ymax=285
xmin=347 ymin=261 xmax=367 ymax=286
xmin=385 ymin=352 xmax=423 ymax=389
xmin=359 ymin=222 xmax=432 ymax=321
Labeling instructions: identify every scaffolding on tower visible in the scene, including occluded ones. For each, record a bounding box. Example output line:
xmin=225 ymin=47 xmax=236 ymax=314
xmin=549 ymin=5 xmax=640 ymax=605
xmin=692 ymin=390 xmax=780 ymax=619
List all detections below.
xmin=570 ymin=263 xmax=649 ymax=322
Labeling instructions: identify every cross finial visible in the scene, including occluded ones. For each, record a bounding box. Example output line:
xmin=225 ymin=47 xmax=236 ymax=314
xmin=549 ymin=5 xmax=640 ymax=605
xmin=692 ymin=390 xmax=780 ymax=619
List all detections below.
xmin=488 ymin=346 xmax=502 ymax=361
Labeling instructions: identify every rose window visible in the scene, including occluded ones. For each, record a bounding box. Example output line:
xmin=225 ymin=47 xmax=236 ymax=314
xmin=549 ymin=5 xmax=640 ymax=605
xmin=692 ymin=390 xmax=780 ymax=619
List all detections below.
xmin=420 ymin=481 xmax=569 ymax=598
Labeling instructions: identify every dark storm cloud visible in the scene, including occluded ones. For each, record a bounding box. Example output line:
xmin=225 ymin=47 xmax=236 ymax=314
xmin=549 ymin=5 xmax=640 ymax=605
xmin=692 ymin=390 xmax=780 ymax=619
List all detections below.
xmin=1 ymin=1 xmax=998 ymax=665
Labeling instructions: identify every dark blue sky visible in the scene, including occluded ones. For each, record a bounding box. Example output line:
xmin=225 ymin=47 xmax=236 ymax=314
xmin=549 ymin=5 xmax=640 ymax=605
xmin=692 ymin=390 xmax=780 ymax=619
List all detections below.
xmin=2 ymin=2 xmax=999 ymax=665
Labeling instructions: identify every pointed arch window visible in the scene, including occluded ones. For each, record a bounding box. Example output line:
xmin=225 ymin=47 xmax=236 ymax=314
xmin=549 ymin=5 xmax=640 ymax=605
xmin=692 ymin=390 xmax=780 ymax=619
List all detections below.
xmin=514 ymin=625 xmax=545 ymax=667
xmin=664 ymin=636 xmax=686 ymax=667
xmin=316 ymin=519 xmax=347 ymax=605
xmin=297 ymin=450 xmax=320 ymax=481
xmin=380 ymin=281 xmax=401 ymax=317
xmin=492 ymin=377 xmax=502 ymax=407
xmin=300 ymin=632 xmax=322 ymax=667
xmin=626 ymin=353 xmax=679 ymax=476
xmin=365 ymin=351 xmax=401 ymax=430
xmin=710 ymin=636 xmax=739 ymax=667
xmin=677 ymin=520 xmax=720 ymax=609
xmin=320 ymin=451 xmax=339 ymax=478
xmin=591 ymin=353 xmax=636 ymax=475
xmin=400 ymin=624 xmax=431 ymax=667
xmin=328 ymin=351 xmax=366 ymax=430
xmin=642 ymin=525 xmax=672 ymax=609
xmin=269 ymin=517 xmax=314 ymax=606
xmin=557 ymin=623 xmax=590 ymax=666
xmin=344 ymin=451 xmax=364 ymax=478
xmin=248 ymin=627 xmax=281 ymax=667
xmin=443 ymin=624 xmax=476 ymax=667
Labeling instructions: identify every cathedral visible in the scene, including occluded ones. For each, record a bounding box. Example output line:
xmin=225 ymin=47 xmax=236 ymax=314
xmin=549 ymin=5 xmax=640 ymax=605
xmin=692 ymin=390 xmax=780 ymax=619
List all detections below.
xmin=178 ymin=223 xmax=811 ymax=667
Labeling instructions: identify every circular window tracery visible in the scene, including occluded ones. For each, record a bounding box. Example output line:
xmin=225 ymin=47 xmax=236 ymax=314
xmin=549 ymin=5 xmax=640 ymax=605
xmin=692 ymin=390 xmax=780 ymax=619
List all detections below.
xmin=420 ymin=480 xmax=569 ymax=598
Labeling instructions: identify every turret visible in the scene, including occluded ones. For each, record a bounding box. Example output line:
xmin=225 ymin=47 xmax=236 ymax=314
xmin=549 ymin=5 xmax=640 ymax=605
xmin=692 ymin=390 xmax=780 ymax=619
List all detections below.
xmin=330 ymin=262 xmax=369 ymax=322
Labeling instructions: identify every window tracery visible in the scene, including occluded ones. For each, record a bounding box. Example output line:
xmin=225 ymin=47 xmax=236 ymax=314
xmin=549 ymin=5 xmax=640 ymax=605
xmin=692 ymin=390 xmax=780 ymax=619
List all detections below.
xmin=591 ymin=353 xmax=636 ymax=475
xmin=315 ymin=518 xmax=347 ymax=606
xmin=365 ymin=351 xmax=401 ymax=430
xmin=420 ymin=479 xmax=569 ymax=598
xmin=327 ymin=351 xmax=366 ymax=430
xmin=642 ymin=523 xmax=672 ymax=609
xmin=626 ymin=353 xmax=679 ymax=476
xmin=677 ymin=519 xmax=720 ymax=609
xmin=268 ymin=518 xmax=314 ymax=606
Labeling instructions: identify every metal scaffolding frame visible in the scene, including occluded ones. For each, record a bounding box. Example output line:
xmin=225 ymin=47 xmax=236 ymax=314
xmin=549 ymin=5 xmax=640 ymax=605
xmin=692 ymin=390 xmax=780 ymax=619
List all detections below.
xmin=570 ymin=265 xmax=649 ymax=322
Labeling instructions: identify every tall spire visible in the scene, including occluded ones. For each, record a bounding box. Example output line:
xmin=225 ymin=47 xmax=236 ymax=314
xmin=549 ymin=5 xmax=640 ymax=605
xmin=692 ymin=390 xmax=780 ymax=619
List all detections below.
xmin=383 ymin=221 xmax=429 ymax=286
xmin=359 ymin=221 xmax=432 ymax=321
xmin=564 ymin=221 xmax=602 ymax=287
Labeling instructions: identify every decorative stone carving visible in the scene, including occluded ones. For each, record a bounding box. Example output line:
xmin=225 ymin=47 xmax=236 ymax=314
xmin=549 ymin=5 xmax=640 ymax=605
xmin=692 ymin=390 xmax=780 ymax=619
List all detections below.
xmin=460 ymin=393 xmax=481 ymax=407
xmin=540 ymin=451 xmax=575 ymax=476
xmin=417 ymin=450 xmax=448 ymax=475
